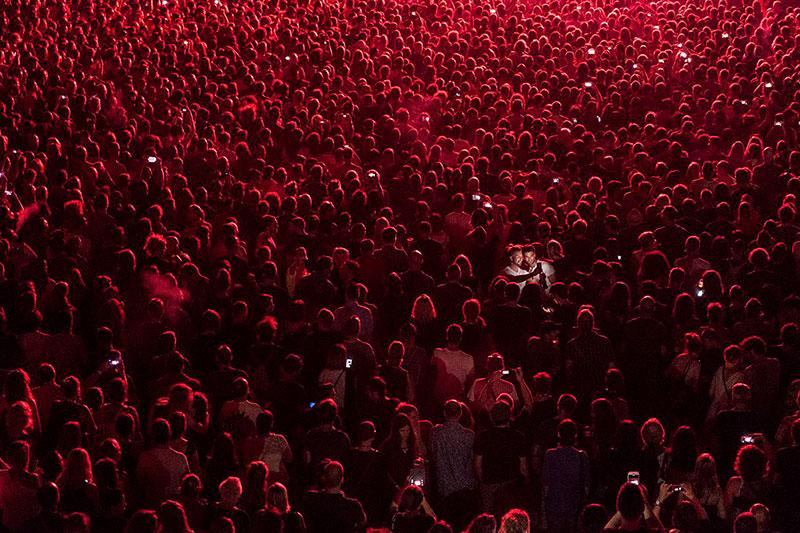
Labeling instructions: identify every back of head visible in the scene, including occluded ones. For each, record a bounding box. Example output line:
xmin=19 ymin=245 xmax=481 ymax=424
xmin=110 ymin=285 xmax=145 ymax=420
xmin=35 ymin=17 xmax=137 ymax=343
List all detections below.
xmin=316 ymin=398 xmax=338 ymax=425
xmin=466 ymin=513 xmax=497 ymax=533
xmin=443 ymin=399 xmax=462 ymax=420
xmin=398 ymin=484 xmax=424 ymax=512
xmin=733 ymin=512 xmax=758 ymax=533
xmin=320 ymin=460 xmax=344 ymax=490
xmin=37 ymin=481 xmax=60 ymax=510
xmin=617 ymin=482 xmax=645 ymax=521
xmin=579 ymin=503 xmax=608 ymax=533
xmin=125 ymin=510 xmax=158 ymax=533
xmin=151 ymin=418 xmax=171 ymax=446
xmin=499 ymin=509 xmax=530 ymax=533
xmin=490 ymin=400 xmax=511 ymax=426
xmin=558 ymin=418 xmax=579 ymax=446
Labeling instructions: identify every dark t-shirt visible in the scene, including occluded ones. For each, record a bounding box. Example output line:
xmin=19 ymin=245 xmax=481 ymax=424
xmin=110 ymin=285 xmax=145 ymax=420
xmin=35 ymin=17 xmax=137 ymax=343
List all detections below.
xmin=301 ymin=490 xmax=366 ymax=533
xmin=306 ymin=426 xmax=351 ymax=467
xmin=475 ymin=426 xmax=526 ymax=484
xmin=774 ymin=445 xmax=800 ymax=495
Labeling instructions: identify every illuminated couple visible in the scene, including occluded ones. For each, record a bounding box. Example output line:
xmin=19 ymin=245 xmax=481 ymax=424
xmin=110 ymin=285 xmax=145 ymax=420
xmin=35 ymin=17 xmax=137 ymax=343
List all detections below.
xmin=502 ymin=244 xmax=555 ymax=291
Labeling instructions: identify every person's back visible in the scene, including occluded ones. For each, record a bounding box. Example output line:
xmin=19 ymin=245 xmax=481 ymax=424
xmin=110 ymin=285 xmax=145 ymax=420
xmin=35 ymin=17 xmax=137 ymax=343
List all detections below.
xmin=430 ymin=400 xmax=475 ymax=500
xmin=773 ymin=420 xmax=800 ymax=531
xmin=432 ymin=325 xmax=474 ymax=401
xmin=301 ymin=461 xmax=366 ymax=533
xmin=0 ymin=442 xmax=41 ymax=532
xmin=136 ymin=419 xmax=190 ymax=506
xmin=543 ymin=420 xmax=590 ymax=533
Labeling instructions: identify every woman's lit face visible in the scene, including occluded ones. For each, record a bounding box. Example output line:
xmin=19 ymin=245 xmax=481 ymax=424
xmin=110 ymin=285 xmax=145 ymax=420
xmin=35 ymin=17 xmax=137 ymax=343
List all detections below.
xmin=399 ymin=425 xmax=412 ymax=440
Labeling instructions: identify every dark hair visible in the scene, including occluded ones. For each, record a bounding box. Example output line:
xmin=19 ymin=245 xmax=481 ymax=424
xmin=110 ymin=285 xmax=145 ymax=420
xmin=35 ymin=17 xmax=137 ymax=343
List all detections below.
xmin=579 ymin=503 xmax=608 ymax=533
xmin=316 ymin=398 xmax=338 ymax=424
xmin=151 ymin=419 xmax=171 ymax=445
xmin=616 ymin=482 xmax=645 ymax=520
xmin=734 ymin=445 xmax=767 ymax=482
xmin=558 ymin=418 xmax=579 ymax=446
xmin=256 ymin=410 xmax=274 ymax=435
xmin=733 ymin=512 xmax=758 ymax=533
xmin=398 ymin=484 xmax=424 ymax=512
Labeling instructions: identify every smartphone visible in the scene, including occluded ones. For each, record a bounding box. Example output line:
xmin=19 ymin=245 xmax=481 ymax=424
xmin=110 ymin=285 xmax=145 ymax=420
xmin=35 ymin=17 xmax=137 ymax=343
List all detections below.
xmin=483 ymin=201 xmax=493 ymax=209
xmin=741 ymin=434 xmax=755 ymax=444
xmin=553 ymin=178 xmax=560 ymax=184
xmin=670 ymin=485 xmax=684 ymax=494
xmin=308 ymin=401 xmax=316 ymax=409
xmin=471 ymin=194 xmax=481 ymax=201
xmin=147 ymin=156 xmax=158 ymax=164
xmin=345 ymin=358 xmax=353 ymax=369
xmin=617 ymin=255 xmax=622 ymax=261
xmin=502 ymin=369 xmax=510 ymax=375
xmin=627 ymin=471 xmax=640 ymax=485
xmin=109 ymin=355 xmax=121 ymax=367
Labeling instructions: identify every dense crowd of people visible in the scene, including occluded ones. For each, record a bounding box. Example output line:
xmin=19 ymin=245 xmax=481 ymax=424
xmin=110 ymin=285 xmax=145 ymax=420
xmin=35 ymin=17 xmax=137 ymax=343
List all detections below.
xmin=1 ymin=0 xmax=800 ymax=531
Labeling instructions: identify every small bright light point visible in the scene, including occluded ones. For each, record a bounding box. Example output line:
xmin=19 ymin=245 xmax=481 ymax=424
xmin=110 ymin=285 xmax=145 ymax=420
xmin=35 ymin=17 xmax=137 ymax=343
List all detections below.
xmin=285 ymin=56 xmax=290 ymax=61
xmin=686 ymin=57 xmax=692 ymax=63
xmin=588 ymin=48 xmax=596 ymax=55
xmin=658 ymin=58 xmax=665 ymax=63
xmin=489 ymin=8 xmax=496 ymax=14
xmin=677 ymin=43 xmax=683 ymax=48
xmin=633 ymin=64 xmax=638 ymax=69
xmin=740 ymin=99 xmax=748 ymax=105
xmin=765 ymin=82 xmax=773 ymax=88
xmin=577 ymin=5 xmax=581 ymax=10
xmin=722 ymin=32 xmax=729 ymax=38
xmin=584 ymin=81 xmax=593 ymax=87
xmin=596 ymin=115 xmax=602 ymax=123
xmin=183 ymin=40 xmax=189 ymax=45
xmin=775 ymin=121 xmax=783 ymax=126
xmin=214 ymin=0 xmax=220 ymax=4
xmin=411 ymin=10 xmax=416 ymax=15
xmin=653 ymin=25 xmax=660 ymax=30
xmin=679 ymin=52 xmax=687 ymax=58
xmin=160 ymin=0 xmax=167 ymax=5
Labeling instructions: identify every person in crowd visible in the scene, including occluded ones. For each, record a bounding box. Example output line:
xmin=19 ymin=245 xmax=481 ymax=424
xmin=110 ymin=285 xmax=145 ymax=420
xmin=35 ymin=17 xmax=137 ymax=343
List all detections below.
xmin=300 ymin=460 xmax=367 ymax=533
xmin=0 ymin=0 xmax=798 ymax=530
xmin=604 ymin=482 xmax=665 ymax=532
xmin=430 ymin=399 xmax=476 ymax=529
xmin=543 ymin=418 xmax=590 ymax=533
xmin=390 ymin=484 xmax=436 ymax=532
xmin=136 ymin=419 xmax=190 ymax=507
xmin=432 ymin=324 xmax=475 ymax=403
xmin=474 ymin=400 xmax=528 ymax=516
xmin=467 ymin=354 xmax=519 ymax=415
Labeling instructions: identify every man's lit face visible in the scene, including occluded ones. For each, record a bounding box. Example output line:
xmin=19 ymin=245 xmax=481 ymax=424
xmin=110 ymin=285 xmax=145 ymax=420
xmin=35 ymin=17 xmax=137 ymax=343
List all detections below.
xmin=524 ymin=251 xmax=537 ymax=265
xmin=511 ymin=251 xmax=524 ymax=267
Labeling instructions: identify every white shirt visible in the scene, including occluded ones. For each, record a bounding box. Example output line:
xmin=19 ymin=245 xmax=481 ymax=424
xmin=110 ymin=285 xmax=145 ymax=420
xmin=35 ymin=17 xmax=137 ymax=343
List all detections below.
xmin=433 ymin=347 xmax=475 ymax=389
xmin=503 ymin=263 xmax=531 ymax=290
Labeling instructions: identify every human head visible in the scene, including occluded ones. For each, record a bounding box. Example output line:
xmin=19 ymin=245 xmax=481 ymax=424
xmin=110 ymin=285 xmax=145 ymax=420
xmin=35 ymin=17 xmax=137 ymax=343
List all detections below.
xmin=734 ymin=445 xmax=767 ymax=483
xmin=499 ymin=509 xmax=530 ymax=533
xmin=320 ymin=460 xmax=345 ymax=490
xmin=616 ymin=482 xmax=645 ymax=521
